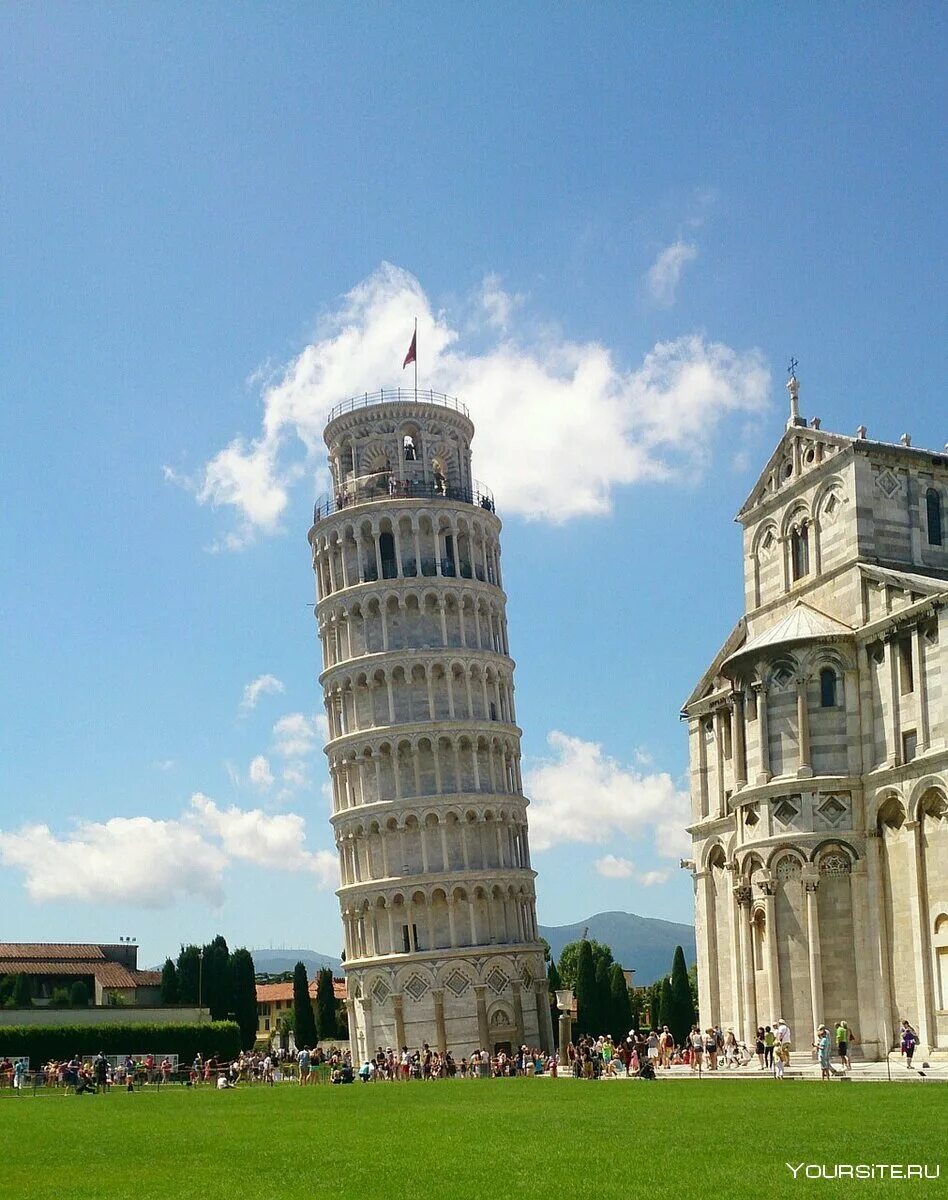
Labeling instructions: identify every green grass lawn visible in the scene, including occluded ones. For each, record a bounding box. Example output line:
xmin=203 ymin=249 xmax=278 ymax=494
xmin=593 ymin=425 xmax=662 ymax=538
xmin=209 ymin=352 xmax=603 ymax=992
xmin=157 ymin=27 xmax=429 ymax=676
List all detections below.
xmin=1 ymin=1079 xmax=944 ymax=1199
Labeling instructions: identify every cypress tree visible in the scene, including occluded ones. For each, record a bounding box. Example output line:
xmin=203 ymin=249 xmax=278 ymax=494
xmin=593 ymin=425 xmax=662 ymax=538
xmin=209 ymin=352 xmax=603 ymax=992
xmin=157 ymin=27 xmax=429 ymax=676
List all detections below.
xmin=12 ymin=973 xmax=32 ymax=1007
xmin=314 ymin=968 xmax=338 ymax=1042
xmin=574 ymin=941 xmax=597 ymax=1035
xmin=160 ymin=958 xmax=179 ymax=1005
xmin=667 ymin=945 xmax=696 ymax=1045
xmin=595 ymin=955 xmax=612 ymax=1036
xmin=230 ymin=948 xmax=258 ymax=1049
xmin=176 ymin=945 xmax=201 ymax=1005
xmin=608 ymin=963 xmax=634 ymax=1040
xmin=202 ymin=935 xmax=233 ymax=1021
xmin=293 ymin=962 xmax=317 ymax=1049
xmin=69 ymin=980 xmax=90 ymax=1007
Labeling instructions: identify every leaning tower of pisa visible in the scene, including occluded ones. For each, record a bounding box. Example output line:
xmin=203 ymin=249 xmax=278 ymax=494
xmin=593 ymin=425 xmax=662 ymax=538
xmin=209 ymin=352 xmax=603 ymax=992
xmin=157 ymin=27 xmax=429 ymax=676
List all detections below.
xmin=308 ymin=389 xmax=553 ymax=1061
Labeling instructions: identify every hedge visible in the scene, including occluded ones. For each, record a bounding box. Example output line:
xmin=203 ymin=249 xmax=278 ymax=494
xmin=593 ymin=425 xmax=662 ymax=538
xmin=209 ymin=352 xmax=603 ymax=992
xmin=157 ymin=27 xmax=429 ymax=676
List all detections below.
xmin=0 ymin=1021 xmax=241 ymax=1064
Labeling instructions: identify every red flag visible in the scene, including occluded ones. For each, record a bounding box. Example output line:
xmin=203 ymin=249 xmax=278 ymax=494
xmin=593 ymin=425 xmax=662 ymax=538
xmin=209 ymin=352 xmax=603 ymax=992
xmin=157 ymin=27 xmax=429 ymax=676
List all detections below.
xmin=402 ymin=330 xmax=417 ymax=369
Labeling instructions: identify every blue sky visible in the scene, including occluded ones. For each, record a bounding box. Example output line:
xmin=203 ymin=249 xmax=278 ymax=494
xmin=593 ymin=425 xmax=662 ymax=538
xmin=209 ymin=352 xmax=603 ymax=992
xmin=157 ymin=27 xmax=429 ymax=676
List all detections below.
xmin=1 ymin=4 xmax=944 ymax=968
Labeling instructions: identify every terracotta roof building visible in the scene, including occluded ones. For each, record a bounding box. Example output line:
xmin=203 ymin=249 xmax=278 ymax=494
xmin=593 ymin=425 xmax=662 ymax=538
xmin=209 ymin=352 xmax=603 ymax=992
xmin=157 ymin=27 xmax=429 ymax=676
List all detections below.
xmin=255 ymin=977 xmax=347 ymax=1039
xmin=0 ymin=943 xmax=162 ymax=1007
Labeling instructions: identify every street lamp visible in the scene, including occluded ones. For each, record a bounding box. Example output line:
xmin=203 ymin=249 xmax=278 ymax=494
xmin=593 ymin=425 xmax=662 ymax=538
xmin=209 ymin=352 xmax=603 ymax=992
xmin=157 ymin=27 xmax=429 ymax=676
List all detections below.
xmin=198 ymin=948 xmax=204 ymax=1019
xmin=555 ymin=988 xmax=574 ymax=1068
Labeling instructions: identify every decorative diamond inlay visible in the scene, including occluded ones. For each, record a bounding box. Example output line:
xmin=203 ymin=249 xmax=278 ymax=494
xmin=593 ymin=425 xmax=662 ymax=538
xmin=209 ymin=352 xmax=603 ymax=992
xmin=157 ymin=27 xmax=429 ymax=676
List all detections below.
xmin=371 ymin=978 xmax=391 ymax=1005
xmin=404 ymin=974 xmax=429 ymax=1002
xmin=444 ymin=969 xmax=470 ymax=997
xmin=773 ymin=798 xmax=799 ymax=826
xmin=817 ymin=794 xmax=848 ymax=827
xmin=876 ymin=469 xmax=900 ymax=497
xmin=486 ymin=967 xmax=508 ymax=994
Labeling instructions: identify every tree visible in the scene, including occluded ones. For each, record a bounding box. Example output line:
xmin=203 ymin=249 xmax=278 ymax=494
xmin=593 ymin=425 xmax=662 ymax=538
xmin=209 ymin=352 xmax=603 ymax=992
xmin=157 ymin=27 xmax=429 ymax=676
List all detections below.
xmin=202 ymin=935 xmax=233 ymax=1021
xmin=314 ymin=968 xmax=338 ymax=1042
xmin=11 ymin=973 xmax=32 ymax=1008
xmin=574 ymin=941 xmax=598 ymax=1036
xmin=69 ymin=981 xmax=90 ymax=1007
xmin=594 ymin=955 xmax=612 ymax=1036
xmin=177 ymin=945 xmax=201 ymax=1005
xmin=160 ymin=958 xmax=179 ymax=1005
xmin=666 ymin=945 xmax=696 ymax=1045
xmin=557 ymin=939 xmax=613 ymax=990
xmin=230 ymin=948 xmax=258 ymax=1049
xmin=293 ymin=962 xmax=317 ymax=1049
xmin=609 ymin=963 xmax=634 ymax=1040
xmin=50 ymin=987 xmax=71 ymax=1007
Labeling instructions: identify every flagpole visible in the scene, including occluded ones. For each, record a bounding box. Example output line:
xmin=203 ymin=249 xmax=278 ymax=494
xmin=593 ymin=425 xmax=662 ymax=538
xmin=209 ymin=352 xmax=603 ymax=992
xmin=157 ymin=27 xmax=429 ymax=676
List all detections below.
xmin=413 ymin=316 xmax=418 ymax=402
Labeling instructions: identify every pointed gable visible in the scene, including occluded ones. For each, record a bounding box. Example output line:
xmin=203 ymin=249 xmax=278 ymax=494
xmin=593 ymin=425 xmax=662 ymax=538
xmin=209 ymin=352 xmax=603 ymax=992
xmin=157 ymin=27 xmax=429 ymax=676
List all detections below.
xmin=736 ymin=426 xmax=854 ymax=523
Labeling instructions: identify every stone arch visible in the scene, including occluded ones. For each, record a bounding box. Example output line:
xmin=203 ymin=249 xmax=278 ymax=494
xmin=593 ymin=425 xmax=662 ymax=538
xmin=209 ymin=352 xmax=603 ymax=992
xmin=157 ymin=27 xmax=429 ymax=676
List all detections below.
xmin=908 ymin=778 xmax=948 ymax=822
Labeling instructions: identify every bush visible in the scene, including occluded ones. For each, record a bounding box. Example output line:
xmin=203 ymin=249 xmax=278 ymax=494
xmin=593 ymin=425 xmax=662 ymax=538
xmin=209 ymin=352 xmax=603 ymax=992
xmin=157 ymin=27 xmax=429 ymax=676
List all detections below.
xmin=0 ymin=1021 xmax=240 ymax=1064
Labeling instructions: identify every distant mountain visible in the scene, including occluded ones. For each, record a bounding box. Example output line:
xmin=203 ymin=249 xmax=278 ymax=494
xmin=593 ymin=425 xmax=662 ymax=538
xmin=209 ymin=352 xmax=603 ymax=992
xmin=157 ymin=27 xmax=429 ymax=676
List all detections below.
xmin=539 ymin=911 xmax=696 ymax=986
xmin=251 ymin=948 xmax=342 ymax=976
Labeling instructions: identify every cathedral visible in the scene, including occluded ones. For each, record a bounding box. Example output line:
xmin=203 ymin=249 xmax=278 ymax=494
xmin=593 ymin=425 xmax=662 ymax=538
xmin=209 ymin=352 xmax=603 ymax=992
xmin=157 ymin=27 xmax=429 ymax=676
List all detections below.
xmin=684 ymin=374 xmax=948 ymax=1059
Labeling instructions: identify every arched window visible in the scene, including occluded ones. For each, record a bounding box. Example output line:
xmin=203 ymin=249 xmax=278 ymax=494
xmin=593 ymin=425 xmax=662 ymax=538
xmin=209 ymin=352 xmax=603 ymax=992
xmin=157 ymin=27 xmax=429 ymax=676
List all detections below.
xmin=790 ymin=523 xmax=810 ymax=580
xmin=379 ymin=531 xmax=397 ymax=579
xmin=927 ymin=488 xmax=943 ymax=546
xmin=819 ymin=667 xmax=838 ymax=708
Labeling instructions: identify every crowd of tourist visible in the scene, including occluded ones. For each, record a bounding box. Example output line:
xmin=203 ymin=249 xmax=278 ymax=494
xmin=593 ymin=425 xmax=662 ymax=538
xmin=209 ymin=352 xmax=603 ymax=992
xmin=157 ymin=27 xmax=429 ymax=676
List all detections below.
xmin=0 ymin=1014 xmax=926 ymax=1094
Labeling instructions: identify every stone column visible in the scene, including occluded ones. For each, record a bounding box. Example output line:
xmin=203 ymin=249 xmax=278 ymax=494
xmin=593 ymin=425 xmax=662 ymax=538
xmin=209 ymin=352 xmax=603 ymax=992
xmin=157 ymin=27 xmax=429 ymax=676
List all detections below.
xmin=511 ymin=980 xmax=525 ymax=1048
xmin=697 ymin=717 xmax=710 ymax=818
xmin=558 ymin=1008 xmax=571 ymax=1066
xmin=535 ymin=981 xmax=555 ymax=1054
xmin=796 ymin=676 xmax=812 ymax=777
xmin=849 ymin=855 xmax=881 ymax=1059
xmin=694 ymin=870 xmax=714 ymax=1026
xmin=754 ymin=680 xmax=772 ymax=784
xmin=804 ymin=873 xmax=824 ymax=1042
xmin=432 ymin=989 xmax=447 ymax=1054
xmin=735 ymin=886 xmax=757 ymax=1044
xmin=362 ymin=994 xmax=375 ymax=1058
xmin=760 ymin=880 xmax=781 ymax=1022
xmin=727 ymin=865 xmax=743 ymax=1034
xmin=714 ymin=708 xmax=727 ymax=816
xmin=865 ymin=831 xmax=894 ymax=1055
xmin=913 ymin=626 xmax=930 ymax=750
xmin=887 ymin=636 xmax=902 ymax=765
xmin=732 ymin=691 xmax=747 ymax=789
xmin=345 ymin=998 xmax=358 ymax=1052
xmin=904 ymin=819 xmax=934 ymax=1051
xmin=474 ymin=985 xmax=490 ymax=1050
xmin=393 ymin=992 xmax=407 ymax=1051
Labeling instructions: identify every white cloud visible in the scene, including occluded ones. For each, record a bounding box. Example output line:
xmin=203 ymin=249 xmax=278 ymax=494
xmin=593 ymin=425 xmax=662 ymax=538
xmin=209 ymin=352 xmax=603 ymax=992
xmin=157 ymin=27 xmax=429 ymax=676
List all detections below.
xmin=152 ymin=759 xmax=176 ymax=772
xmin=189 ymin=794 xmax=338 ymax=885
xmin=248 ymin=754 xmax=274 ymax=790
xmin=594 ymin=854 xmax=671 ymax=886
xmin=479 ymin=273 xmax=523 ymax=332
xmin=272 ymin=712 xmax=319 ymax=759
xmin=595 ymin=854 xmax=636 ymax=879
xmin=645 ymin=239 xmax=699 ymax=307
xmin=180 ymin=263 xmax=769 ymax=541
xmin=240 ymin=673 xmax=285 ymax=711
xmin=0 ymin=817 xmax=228 ymax=907
xmin=0 ymin=795 xmax=338 ymax=908
xmin=525 ymin=731 xmax=690 ymax=862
